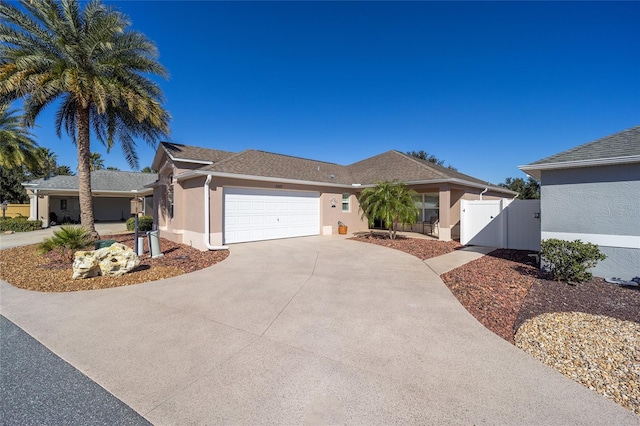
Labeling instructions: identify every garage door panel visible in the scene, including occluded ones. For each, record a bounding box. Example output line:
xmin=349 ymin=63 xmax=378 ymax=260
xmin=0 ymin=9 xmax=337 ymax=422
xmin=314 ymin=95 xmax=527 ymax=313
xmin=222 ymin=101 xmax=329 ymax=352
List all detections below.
xmin=224 ymin=188 xmax=320 ymax=244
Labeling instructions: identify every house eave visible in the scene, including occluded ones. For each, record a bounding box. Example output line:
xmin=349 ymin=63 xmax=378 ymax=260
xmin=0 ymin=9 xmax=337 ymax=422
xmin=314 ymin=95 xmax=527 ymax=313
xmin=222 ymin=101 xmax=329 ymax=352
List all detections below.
xmin=405 ymin=178 xmax=515 ymax=195
xmin=22 ymin=187 xmax=153 ymax=196
xmin=176 ymin=170 xmax=358 ymax=189
xmin=518 ymin=155 xmax=640 ymax=179
xmin=173 ymin=171 xmax=515 ymax=195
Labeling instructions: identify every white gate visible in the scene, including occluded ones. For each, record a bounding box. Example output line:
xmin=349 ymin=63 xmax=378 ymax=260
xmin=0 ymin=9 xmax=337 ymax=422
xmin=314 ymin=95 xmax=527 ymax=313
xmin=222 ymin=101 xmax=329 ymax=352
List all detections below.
xmin=461 ymin=199 xmax=541 ymax=250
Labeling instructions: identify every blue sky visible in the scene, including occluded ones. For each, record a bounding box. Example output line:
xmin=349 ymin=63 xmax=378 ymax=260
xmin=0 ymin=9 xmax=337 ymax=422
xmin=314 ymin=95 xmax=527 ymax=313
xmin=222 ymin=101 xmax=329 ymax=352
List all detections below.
xmin=22 ymin=1 xmax=640 ymax=184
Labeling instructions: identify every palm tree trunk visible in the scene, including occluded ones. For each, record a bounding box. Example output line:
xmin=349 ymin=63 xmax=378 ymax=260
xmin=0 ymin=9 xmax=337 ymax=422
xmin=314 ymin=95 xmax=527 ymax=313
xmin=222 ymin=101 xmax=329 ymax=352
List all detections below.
xmin=77 ymin=106 xmax=99 ymax=240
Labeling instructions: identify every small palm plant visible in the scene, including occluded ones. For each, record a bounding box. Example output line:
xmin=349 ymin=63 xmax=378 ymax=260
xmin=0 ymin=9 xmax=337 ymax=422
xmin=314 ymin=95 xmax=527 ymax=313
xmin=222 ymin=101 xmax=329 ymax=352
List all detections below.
xmin=38 ymin=225 xmax=93 ymax=261
xmin=358 ymin=180 xmax=420 ymax=240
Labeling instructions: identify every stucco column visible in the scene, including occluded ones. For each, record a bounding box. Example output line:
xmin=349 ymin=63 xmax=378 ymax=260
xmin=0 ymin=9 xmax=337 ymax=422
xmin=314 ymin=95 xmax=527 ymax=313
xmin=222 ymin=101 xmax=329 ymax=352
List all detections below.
xmin=438 ymin=184 xmax=452 ymax=241
xmin=28 ymin=192 xmax=37 ymax=221
xmin=38 ymin=195 xmax=50 ymax=227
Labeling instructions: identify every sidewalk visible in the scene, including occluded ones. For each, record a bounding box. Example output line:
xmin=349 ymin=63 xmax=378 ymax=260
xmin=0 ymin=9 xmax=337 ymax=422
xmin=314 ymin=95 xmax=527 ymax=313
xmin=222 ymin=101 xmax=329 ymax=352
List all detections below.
xmin=425 ymin=245 xmax=496 ymax=275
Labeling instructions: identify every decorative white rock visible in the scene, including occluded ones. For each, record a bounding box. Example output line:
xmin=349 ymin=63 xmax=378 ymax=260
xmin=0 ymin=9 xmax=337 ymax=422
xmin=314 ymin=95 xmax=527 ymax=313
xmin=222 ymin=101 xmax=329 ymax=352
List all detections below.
xmin=72 ymin=251 xmax=101 ymax=279
xmin=72 ymin=242 xmax=140 ymax=279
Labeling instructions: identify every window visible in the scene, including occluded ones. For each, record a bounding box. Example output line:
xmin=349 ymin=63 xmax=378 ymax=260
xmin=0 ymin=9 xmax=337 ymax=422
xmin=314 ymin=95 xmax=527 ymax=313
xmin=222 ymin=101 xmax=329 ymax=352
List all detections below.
xmin=342 ymin=194 xmax=350 ymax=212
xmin=60 ymin=199 xmax=67 ymax=210
xmin=418 ymin=193 xmax=439 ymax=222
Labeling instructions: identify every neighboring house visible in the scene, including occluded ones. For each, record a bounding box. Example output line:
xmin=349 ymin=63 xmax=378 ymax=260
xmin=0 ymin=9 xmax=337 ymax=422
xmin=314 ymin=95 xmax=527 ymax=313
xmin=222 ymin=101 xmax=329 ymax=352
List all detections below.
xmin=22 ymin=170 xmax=156 ymax=226
xmin=520 ymin=125 xmax=640 ymax=281
xmin=150 ymin=142 xmax=514 ymax=249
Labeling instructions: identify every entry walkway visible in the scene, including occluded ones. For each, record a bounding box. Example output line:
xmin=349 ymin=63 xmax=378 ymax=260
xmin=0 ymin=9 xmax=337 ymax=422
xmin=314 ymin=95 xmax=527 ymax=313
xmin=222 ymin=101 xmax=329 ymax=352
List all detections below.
xmin=0 ymin=236 xmax=636 ymax=424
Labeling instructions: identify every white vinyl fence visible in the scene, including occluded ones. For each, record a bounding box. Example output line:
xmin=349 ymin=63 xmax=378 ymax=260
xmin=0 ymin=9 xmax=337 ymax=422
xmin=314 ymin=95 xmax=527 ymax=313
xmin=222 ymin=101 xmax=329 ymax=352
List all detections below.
xmin=460 ymin=199 xmax=541 ymax=251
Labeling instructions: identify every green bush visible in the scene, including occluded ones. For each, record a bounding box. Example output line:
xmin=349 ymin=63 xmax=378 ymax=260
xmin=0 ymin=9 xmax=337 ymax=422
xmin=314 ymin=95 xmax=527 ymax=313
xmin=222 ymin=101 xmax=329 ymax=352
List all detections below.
xmin=38 ymin=225 xmax=93 ymax=261
xmin=540 ymin=239 xmax=607 ymax=284
xmin=0 ymin=217 xmax=42 ymax=232
xmin=126 ymin=215 xmax=153 ymax=232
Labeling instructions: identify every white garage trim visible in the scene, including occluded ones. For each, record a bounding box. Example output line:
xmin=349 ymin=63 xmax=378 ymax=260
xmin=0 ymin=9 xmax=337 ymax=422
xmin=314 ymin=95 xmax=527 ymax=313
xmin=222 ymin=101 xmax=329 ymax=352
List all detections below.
xmin=224 ymin=188 xmax=320 ymax=244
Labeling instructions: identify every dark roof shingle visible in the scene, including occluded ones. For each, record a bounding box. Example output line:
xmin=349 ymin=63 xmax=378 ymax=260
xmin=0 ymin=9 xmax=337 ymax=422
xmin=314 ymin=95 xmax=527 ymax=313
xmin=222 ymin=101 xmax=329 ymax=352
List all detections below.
xmin=23 ymin=170 xmax=157 ymax=192
xmin=529 ymin=125 xmax=640 ymax=165
xmin=201 ymin=150 xmax=355 ymax=184
xmin=160 ymin=142 xmax=235 ymax=164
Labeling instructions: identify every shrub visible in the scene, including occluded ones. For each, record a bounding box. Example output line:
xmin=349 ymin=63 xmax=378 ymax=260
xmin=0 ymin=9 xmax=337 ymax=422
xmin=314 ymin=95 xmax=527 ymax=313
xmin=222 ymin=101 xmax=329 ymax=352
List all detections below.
xmin=38 ymin=225 xmax=93 ymax=261
xmin=126 ymin=215 xmax=153 ymax=232
xmin=0 ymin=217 xmax=43 ymax=232
xmin=540 ymin=239 xmax=607 ymax=284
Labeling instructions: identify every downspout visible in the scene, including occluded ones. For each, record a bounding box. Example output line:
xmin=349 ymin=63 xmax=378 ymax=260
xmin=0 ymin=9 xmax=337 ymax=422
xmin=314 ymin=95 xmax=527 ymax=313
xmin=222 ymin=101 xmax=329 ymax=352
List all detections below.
xmin=204 ymin=175 xmax=229 ymax=250
xmin=479 ymin=187 xmax=488 ymax=200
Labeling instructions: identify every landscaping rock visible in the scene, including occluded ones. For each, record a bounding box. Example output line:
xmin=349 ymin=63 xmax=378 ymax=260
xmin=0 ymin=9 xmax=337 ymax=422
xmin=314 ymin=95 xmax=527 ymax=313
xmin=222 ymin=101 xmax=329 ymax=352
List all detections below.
xmin=72 ymin=243 xmax=140 ymax=279
xmin=71 ymin=251 xmax=101 ymax=279
xmin=97 ymin=243 xmax=140 ymax=277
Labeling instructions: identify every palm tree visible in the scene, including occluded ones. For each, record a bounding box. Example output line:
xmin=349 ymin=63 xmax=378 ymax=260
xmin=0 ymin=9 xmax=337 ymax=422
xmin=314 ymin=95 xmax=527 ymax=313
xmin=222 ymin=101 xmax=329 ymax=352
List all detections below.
xmin=358 ymin=181 xmax=420 ymax=240
xmin=0 ymin=103 xmax=41 ymax=171
xmin=1 ymin=0 xmax=170 ymax=239
xmin=54 ymin=165 xmax=74 ymax=176
xmin=90 ymin=152 xmax=105 ymax=171
xmin=32 ymin=147 xmax=57 ymax=178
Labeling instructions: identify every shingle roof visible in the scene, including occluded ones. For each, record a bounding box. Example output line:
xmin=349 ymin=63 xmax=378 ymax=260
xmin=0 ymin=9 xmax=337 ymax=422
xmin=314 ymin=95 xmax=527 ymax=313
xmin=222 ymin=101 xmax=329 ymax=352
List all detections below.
xmin=200 ymin=150 xmax=355 ymax=185
xmin=23 ymin=170 xmax=157 ymax=192
xmin=348 ymin=151 xmax=492 ymax=186
xmin=529 ymin=125 xmax=640 ymax=165
xmin=160 ymin=142 xmax=235 ymax=164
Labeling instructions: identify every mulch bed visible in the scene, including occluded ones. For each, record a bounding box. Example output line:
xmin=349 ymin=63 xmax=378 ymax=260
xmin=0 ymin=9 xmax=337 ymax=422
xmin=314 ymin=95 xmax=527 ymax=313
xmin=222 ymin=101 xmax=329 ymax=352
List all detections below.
xmin=441 ymin=249 xmax=640 ymax=343
xmin=349 ymin=232 xmax=461 ymax=259
xmin=0 ymin=233 xmax=228 ymax=292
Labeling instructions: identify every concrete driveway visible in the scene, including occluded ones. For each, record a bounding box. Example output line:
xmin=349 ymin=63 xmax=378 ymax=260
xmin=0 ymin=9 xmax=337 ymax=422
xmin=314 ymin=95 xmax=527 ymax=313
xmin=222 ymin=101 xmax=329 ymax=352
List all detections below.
xmin=1 ymin=236 xmax=637 ymax=424
xmin=0 ymin=222 xmax=128 ymax=250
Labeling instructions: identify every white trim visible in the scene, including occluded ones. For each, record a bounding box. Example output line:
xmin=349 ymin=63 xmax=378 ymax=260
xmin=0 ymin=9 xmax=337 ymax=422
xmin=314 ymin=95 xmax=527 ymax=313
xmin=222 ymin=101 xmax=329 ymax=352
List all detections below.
xmin=541 ymin=231 xmax=640 ymax=249
xmin=172 ymin=158 xmax=213 ymax=165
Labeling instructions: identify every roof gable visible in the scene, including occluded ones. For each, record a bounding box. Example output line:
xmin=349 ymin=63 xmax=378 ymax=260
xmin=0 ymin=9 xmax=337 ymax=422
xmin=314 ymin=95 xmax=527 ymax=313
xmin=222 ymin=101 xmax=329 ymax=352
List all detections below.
xmin=347 ymin=151 xmax=491 ymax=186
xmin=152 ymin=142 xmax=236 ymax=170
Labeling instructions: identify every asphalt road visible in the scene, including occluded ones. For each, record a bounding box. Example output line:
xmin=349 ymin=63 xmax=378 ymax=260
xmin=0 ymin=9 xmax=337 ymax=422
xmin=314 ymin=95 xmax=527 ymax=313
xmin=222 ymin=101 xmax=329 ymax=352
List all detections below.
xmin=1 ymin=315 xmax=150 ymax=426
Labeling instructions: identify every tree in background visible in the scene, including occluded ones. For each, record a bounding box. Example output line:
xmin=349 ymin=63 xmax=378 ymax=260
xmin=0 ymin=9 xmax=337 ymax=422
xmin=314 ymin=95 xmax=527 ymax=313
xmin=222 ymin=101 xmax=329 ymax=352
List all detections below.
xmin=141 ymin=166 xmax=157 ymax=173
xmin=358 ymin=180 xmax=420 ymax=240
xmin=89 ymin=152 xmax=105 ymax=171
xmin=54 ymin=165 xmax=74 ymax=176
xmin=407 ymin=150 xmax=457 ymax=170
xmin=27 ymin=147 xmax=75 ymax=179
xmin=1 ymin=0 xmax=170 ymax=239
xmin=0 ymin=167 xmax=29 ymax=203
xmin=0 ymin=103 xmax=41 ymax=171
xmin=499 ymin=177 xmax=540 ymax=199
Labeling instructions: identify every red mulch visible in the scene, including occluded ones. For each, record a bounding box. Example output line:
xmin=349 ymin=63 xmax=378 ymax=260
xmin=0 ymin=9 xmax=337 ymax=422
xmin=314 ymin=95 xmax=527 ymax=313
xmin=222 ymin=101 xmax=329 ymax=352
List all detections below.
xmin=441 ymin=249 xmax=640 ymax=343
xmin=349 ymin=233 xmax=462 ymax=259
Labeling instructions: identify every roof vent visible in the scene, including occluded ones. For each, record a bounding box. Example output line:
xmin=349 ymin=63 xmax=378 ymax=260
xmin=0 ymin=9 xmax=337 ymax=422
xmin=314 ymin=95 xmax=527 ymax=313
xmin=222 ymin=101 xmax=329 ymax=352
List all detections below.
xmin=329 ymin=174 xmax=335 ymax=180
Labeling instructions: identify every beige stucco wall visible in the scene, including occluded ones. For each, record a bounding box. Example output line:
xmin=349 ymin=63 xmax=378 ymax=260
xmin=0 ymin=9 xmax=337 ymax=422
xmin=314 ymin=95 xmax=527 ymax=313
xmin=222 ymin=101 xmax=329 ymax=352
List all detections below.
xmin=159 ymin=174 xmax=369 ymax=249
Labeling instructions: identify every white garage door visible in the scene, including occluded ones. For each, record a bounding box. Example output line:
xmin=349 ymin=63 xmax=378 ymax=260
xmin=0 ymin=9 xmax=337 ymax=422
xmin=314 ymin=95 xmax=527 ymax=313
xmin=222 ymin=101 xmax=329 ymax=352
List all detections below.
xmin=224 ymin=188 xmax=320 ymax=244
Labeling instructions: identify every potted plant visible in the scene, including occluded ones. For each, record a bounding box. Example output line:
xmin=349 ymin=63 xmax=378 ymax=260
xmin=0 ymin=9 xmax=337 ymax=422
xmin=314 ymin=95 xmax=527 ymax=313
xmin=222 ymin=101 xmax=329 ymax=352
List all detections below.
xmin=338 ymin=221 xmax=348 ymax=235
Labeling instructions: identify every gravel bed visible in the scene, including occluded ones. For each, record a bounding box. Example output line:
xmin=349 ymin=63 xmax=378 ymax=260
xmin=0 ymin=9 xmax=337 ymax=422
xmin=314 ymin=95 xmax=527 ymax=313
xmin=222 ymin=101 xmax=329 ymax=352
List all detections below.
xmin=0 ymin=233 xmax=229 ymax=292
xmin=515 ymin=312 xmax=640 ymax=415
